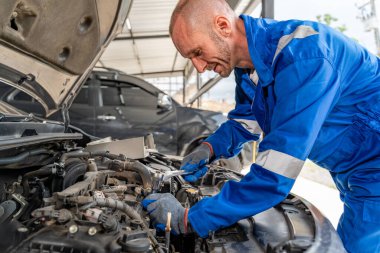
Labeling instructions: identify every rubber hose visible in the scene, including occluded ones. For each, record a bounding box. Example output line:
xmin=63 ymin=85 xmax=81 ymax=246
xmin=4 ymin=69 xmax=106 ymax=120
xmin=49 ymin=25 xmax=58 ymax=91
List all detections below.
xmin=62 ymin=159 xmax=87 ymax=189
xmin=94 ymin=197 xmax=146 ymax=228
xmin=22 ymin=164 xmax=55 ymax=195
xmin=0 ymin=148 xmax=49 ymax=165
xmin=59 ymin=151 xmax=124 ymax=164
xmin=122 ymin=161 xmax=153 ymax=193
xmin=93 ymin=197 xmax=164 ymax=253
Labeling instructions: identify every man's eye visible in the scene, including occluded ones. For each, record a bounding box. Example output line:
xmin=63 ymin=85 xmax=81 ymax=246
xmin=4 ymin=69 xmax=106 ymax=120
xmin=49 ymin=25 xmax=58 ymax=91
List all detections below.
xmin=195 ymin=50 xmax=202 ymax=56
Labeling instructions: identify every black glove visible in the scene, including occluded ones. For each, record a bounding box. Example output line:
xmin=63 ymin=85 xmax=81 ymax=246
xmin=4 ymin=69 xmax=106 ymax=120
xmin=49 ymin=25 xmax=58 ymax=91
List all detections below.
xmin=142 ymin=193 xmax=190 ymax=234
xmin=180 ymin=142 xmax=212 ymax=182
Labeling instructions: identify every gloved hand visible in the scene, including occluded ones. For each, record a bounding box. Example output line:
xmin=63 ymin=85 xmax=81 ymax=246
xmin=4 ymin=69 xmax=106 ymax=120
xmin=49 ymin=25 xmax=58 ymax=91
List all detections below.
xmin=180 ymin=142 xmax=213 ymax=182
xmin=142 ymin=193 xmax=189 ymax=234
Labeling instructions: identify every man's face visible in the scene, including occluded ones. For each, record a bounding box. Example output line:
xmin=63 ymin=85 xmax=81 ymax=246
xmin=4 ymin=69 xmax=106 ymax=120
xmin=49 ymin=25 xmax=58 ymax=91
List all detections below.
xmin=172 ymin=20 xmax=233 ymax=77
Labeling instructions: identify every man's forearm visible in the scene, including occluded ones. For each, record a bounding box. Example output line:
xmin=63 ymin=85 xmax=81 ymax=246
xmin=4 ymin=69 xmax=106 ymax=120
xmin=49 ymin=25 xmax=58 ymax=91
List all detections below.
xmin=188 ymin=163 xmax=295 ymax=237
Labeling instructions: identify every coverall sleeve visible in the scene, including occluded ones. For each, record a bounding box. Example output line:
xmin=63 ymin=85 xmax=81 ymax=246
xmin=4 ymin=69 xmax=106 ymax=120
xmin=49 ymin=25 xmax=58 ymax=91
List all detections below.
xmin=204 ymin=69 xmax=262 ymax=160
xmin=188 ymin=58 xmax=341 ymax=237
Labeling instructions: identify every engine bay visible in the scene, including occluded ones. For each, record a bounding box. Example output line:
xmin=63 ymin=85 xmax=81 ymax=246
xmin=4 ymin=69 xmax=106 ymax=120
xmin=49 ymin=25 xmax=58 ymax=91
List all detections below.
xmin=0 ymin=121 xmax=343 ymax=253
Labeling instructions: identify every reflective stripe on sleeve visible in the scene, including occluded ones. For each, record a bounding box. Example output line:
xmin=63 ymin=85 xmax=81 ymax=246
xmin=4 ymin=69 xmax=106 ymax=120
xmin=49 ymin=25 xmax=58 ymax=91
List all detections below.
xmin=272 ymin=25 xmax=319 ymax=64
xmin=249 ymin=70 xmax=259 ymax=86
xmin=256 ymin=149 xmax=304 ymax=179
xmin=233 ymin=119 xmax=262 ymax=135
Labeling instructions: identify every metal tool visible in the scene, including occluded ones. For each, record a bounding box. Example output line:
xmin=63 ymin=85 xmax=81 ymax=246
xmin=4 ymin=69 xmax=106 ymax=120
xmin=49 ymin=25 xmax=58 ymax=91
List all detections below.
xmin=161 ymin=170 xmax=191 ymax=181
xmin=152 ymin=170 xmax=191 ymax=192
xmin=165 ymin=212 xmax=171 ymax=253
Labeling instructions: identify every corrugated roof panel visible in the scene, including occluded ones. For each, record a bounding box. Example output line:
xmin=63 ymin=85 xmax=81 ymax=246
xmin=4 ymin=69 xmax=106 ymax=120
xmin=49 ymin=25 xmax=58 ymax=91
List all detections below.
xmin=136 ymin=38 xmax=175 ymax=56
xmin=101 ymin=40 xmax=135 ymax=61
xmin=103 ymin=59 xmax=142 ymax=74
xmin=100 ymin=0 xmax=262 ymax=77
xmin=128 ymin=0 xmax=176 ymax=37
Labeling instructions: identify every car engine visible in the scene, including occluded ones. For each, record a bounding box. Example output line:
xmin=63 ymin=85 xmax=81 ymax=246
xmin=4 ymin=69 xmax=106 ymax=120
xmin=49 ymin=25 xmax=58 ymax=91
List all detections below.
xmin=0 ymin=120 xmax=345 ymax=253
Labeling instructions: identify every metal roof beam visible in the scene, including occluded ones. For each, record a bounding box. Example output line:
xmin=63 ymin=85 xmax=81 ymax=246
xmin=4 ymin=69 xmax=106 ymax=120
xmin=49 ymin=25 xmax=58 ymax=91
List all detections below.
xmin=186 ymin=75 xmax=223 ymax=106
xmin=226 ymin=0 xmax=243 ymax=10
xmin=171 ymin=51 xmax=179 ymax=72
xmin=135 ymin=70 xmax=183 ymax=78
xmin=261 ymin=0 xmax=274 ymax=18
xmin=243 ymin=0 xmax=262 ymax=15
xmin=184 ymin=61 xmax=194 ymax=82
xmin=114 ymin=34 xmax=170 ymax=40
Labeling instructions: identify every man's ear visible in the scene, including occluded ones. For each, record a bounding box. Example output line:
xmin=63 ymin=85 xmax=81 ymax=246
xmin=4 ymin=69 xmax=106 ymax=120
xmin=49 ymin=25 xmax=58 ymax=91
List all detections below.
xmin=214 ymin=16 xmax=231 ymax=37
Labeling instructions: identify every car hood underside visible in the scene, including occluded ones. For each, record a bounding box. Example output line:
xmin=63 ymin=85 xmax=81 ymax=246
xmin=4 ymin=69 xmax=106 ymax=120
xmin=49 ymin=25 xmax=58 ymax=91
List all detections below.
xmin=0 ymin=0 xmax=130 ymax=117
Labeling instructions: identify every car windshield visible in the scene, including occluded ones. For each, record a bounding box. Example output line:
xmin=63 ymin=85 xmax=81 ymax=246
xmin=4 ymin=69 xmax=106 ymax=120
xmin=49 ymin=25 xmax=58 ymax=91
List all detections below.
xmin=0 ymin=101 xmax=27 ymax=117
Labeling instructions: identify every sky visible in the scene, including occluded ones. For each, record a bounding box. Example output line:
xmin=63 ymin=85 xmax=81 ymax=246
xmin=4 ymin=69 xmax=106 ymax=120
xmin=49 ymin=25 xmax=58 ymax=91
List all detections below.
xmin=204 ymin=0 xmax=379 ymax=104
xmin=275 ymin=0 xmax=377 ymax=53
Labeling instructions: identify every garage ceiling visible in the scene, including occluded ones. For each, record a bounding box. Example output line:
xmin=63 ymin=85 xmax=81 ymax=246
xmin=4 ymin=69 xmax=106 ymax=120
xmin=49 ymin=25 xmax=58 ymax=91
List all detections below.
xmin=98 ymin=0 xmax=262 ymax=78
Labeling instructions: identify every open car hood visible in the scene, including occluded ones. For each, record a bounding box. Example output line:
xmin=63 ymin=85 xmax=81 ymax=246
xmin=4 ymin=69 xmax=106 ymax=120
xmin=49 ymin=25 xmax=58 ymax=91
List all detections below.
xmin=0 ymin=0 xmax=131 ymax=116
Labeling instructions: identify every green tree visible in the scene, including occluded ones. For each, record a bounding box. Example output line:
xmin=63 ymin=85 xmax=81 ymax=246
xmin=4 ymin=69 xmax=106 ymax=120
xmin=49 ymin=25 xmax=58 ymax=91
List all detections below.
xmin=316 ymin=13 xmax=347 ymax=33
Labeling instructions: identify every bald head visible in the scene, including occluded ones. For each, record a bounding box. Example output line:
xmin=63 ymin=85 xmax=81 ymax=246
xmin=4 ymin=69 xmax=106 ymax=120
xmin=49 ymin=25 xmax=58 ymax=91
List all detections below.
xmin=169 ymin=0 xmax=253 ymax=75
xmin=169 ymin=0 xmax=235 ymax=35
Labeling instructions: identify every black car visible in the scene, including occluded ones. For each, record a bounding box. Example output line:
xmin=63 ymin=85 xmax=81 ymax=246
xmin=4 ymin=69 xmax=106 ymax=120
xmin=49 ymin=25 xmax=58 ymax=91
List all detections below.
xmin=0 ymin=1 xmax=345 ymax=252
xmin=2 ymin=68 xmax=251 ymax=170
xmin=2 ymin=69 xmax=228 ymax=157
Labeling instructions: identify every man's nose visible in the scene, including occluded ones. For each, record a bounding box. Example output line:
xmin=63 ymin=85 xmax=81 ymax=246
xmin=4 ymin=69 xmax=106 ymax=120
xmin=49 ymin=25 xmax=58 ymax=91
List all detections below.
xmin=191 ymin=58 xmax=207 ymax=73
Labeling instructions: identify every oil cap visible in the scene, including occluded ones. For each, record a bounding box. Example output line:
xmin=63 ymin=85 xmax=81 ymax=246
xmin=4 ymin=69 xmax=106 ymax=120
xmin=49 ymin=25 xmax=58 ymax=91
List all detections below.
xmin=123 ymin=238 xmax=150 ymax=253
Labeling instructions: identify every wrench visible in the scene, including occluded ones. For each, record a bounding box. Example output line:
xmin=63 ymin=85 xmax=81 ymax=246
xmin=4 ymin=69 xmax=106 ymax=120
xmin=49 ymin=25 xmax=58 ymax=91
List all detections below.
xmin=161 ymin=170 xmax=191 ymax=181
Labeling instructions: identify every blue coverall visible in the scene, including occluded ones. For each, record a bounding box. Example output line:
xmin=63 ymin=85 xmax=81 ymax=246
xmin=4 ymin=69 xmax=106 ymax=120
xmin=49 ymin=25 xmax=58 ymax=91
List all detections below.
xmin=188 ymin=15 xmax=380 ymax=253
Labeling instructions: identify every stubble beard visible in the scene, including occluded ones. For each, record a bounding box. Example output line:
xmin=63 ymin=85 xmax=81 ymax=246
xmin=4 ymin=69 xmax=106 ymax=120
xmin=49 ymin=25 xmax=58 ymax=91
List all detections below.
xmin=209 ymin=30 xmax=232 ymax=77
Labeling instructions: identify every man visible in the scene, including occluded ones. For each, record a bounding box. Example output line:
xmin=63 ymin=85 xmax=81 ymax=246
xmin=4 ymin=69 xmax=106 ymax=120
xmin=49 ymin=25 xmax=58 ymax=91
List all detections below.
xmin=142 ymin=0 xmax=380 ymax=252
